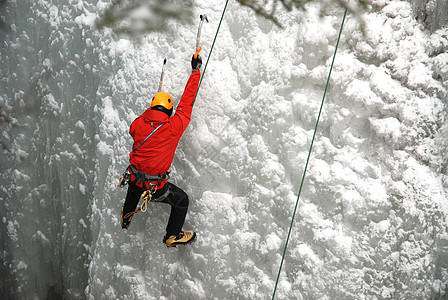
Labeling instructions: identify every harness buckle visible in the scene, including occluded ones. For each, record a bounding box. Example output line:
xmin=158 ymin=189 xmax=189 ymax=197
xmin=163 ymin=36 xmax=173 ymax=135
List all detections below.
xmin=149 ymin=182 xmax=158 ymax=194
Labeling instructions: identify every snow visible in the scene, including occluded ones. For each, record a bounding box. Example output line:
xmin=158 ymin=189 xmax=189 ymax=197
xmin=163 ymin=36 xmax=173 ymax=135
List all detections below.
xmin=1 ymin=0 xmax=448 ymax=299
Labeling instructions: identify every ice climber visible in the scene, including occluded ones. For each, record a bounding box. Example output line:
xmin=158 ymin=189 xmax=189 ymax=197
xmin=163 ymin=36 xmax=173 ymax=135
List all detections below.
xmin=120 ymin=54 xmax=202 ymax=247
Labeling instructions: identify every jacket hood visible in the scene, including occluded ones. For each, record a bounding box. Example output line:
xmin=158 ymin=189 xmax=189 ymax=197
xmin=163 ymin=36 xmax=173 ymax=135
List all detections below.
xmin=141 ymin=108 xmax=169 ymax=123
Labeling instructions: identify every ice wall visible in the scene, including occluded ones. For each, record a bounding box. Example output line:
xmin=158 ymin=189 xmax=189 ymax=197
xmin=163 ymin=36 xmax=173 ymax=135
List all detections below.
xmin=1 ymin=0 xmax=448 ymax=299
xmin=408 ymin=0 xmax=448 ymax=32
xmin=0 ymin=0 xmax=99 ymax=298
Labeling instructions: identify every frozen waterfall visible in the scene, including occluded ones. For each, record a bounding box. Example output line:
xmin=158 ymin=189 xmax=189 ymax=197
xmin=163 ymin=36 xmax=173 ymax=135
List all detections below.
xmin=1 ymin=0 xmax=448 ymax=299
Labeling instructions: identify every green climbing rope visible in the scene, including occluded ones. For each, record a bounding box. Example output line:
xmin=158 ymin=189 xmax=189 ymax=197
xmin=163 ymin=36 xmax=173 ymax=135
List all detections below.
xmin=271 ymin=9 xmax=348 ymax=299
xmin=193 ymin=0 xmax=230 ymax=105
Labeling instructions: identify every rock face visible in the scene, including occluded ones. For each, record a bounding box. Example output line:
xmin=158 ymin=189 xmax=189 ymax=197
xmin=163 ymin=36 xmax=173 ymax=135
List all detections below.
xmin=408 ymin=0 xmax=448 ymax=31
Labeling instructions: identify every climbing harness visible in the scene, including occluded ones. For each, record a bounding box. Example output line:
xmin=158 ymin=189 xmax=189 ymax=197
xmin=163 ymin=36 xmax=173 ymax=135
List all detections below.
xmin=121 ymin=166 xmax=169 ymax=219
xmin=122 ymin=170 xmax=171 ymax=219
xmin=271 ymin=9 xmax=348 ymax=300
xmin=128 ymin=164 xmax=170 ymax=185
xmin=117 ymin=163 xmax=169 ymax=188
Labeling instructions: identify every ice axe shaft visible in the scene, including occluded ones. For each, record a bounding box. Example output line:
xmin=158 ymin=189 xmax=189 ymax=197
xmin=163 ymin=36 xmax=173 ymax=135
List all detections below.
xmin=157 ymin=58 xmax=167 ymax=93
xmin=195 ymin=14 xmax=208 ymax=58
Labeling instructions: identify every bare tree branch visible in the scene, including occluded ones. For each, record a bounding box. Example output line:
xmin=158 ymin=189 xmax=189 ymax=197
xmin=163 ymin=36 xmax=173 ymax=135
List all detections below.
xmin=95 ymin=0 xmax=368 ymax=37
xmin=95 ymin=0 xmax=194 ymax=38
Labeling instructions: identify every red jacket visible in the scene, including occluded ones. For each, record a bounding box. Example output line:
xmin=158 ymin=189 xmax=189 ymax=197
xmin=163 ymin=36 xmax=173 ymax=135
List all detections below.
xmin=129 ymin=70 xmax=201 ymax=189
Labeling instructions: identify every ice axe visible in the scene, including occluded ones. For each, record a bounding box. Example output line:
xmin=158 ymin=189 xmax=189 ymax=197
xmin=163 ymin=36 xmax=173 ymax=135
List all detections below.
xmin=194 ymin=14 xmax=208 ymax=59
xmin=157 ymin=58 xmax=167 ymax=93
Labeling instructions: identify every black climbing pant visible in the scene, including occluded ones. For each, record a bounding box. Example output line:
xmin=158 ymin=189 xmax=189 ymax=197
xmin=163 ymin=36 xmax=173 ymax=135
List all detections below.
xmin=121 ymin=180 xmax=189 ymax=237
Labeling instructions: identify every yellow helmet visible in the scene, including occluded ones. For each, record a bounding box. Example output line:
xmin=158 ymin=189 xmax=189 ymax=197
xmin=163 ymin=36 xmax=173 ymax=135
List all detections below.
xmin=150 ymin=92 xmax=173 ymax=116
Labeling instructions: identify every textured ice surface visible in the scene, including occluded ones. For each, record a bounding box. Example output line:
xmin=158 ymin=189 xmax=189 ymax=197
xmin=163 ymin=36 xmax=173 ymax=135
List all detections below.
xmin=1 ymin=0 xmax=448 ymax=299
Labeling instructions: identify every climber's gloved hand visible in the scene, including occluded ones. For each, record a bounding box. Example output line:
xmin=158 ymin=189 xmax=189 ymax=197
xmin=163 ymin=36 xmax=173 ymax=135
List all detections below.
xmin=191 ymin=54 xmax=202 ymax=70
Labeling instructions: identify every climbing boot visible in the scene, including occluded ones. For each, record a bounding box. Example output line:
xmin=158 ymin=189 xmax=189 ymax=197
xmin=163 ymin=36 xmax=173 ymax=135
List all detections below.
xmin=164 ymin=231 xmax=196 ymax=247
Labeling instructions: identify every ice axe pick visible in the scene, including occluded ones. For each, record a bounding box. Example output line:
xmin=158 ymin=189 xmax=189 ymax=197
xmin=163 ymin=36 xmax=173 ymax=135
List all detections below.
xmin=157 ymin=58 xmax=167 ymax=93
xmin=194 ymin=14 xmax=209 ymax=59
